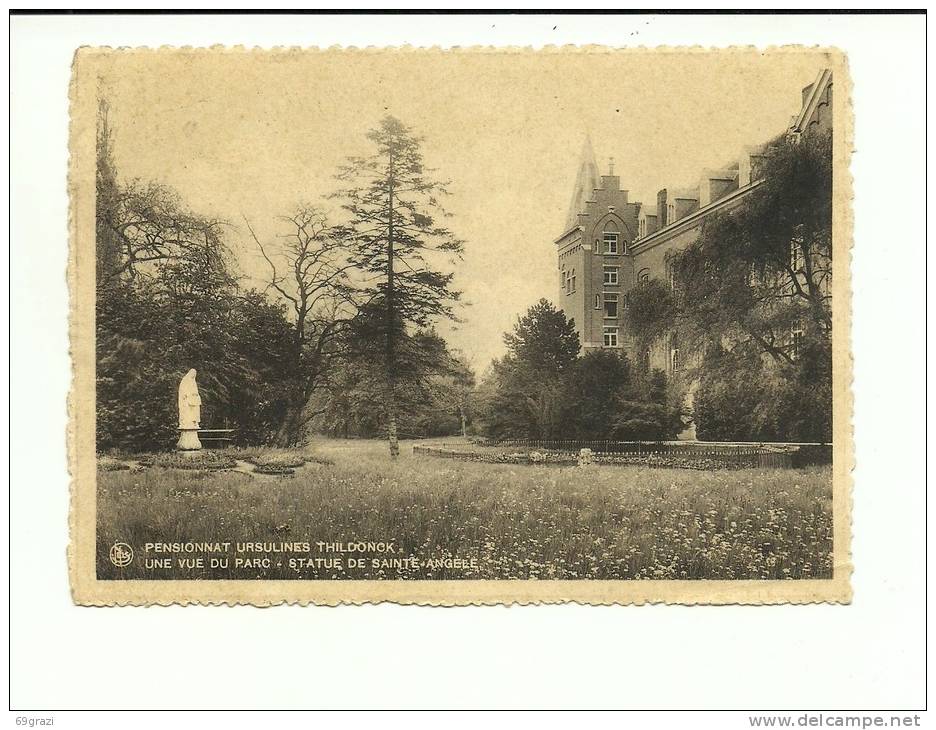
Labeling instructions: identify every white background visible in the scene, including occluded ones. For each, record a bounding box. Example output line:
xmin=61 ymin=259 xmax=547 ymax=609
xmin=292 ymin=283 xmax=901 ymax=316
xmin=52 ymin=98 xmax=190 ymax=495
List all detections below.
xmin=7 ymin=11 xmax=928 ymax=718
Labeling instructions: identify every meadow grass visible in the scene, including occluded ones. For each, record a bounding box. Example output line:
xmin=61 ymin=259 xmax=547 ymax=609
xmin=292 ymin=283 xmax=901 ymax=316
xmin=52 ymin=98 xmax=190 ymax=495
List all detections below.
xmin=96 ymin=438 xmax=833 ymax=581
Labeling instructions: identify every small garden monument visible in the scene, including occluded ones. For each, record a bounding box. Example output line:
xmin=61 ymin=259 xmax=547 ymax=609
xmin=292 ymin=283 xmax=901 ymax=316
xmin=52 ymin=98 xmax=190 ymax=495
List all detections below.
xmin=177 ymin=368 xmax=202 ymax=451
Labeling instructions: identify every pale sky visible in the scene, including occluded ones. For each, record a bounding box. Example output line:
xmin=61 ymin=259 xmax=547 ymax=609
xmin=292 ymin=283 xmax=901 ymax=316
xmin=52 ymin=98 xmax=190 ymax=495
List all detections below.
xmin=102 ymin=49 xmax=830 ymax=374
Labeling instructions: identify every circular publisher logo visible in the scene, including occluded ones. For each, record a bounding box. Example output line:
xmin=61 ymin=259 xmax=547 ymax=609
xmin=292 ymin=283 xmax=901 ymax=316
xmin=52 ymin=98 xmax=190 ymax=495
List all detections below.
xmin=109 ymin=542 xmax=134 ymax=568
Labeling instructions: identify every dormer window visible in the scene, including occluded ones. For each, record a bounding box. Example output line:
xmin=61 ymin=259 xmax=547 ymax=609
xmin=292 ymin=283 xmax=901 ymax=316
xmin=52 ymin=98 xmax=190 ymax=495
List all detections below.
xmin=603 ymin=232 xmax=620 ymax=255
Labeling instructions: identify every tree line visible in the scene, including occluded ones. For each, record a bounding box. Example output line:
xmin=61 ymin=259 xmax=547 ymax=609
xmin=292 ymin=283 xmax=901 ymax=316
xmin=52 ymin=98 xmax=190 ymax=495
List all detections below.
xmin=96 ymin=103 xmax=469 ymax=455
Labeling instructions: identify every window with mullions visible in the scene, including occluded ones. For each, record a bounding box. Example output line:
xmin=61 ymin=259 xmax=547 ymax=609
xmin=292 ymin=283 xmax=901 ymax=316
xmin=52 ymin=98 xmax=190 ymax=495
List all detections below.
xmin=791 ymin=328 xmax=805 ymax=361
xmin=604 ymin=293 xmax=619 ymax=319
xmin=603 ymin=327 xmax=619 ymax=348
xmin=603 ymin=232 xmax=620 ymax=255
xmin=790 ymin=241 xmax=805 ymax=273
xmin=603 ymin=266 xmax=619 ymax=285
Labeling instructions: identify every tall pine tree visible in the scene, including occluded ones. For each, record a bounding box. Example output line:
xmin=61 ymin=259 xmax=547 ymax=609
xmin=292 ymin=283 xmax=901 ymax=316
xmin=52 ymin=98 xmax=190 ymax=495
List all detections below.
xmin=334 ymin=116 xmax=463 ymax=457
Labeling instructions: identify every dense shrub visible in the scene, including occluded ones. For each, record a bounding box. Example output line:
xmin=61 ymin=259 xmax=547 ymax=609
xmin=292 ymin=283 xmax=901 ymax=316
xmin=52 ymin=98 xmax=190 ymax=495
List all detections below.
xmin=693 ymin=345 xmax=831 ymax=443
xmin=475 ymin=303 xmax=680 ymax=441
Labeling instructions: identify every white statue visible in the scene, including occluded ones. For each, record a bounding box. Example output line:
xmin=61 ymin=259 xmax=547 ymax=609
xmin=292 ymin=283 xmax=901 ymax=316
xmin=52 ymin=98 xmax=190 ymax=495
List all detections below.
xmin=177 ymin=369 xmax=202 ymax=451
xmin=178 ymin=368 xmax=202 ymax=429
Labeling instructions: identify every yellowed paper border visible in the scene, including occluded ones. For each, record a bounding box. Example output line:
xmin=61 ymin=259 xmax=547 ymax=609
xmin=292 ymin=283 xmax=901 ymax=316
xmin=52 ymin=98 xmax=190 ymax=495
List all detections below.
xmin=68 ymin=46 xmax=853 ymax=606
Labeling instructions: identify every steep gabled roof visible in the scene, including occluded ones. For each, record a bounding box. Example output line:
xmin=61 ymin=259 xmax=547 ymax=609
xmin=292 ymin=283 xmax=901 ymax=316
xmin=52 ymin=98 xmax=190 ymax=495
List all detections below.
xmin=790 ymin=68 xmax=833 ymax=136
xmin=565 ymin=135 xmax=601 ymax=232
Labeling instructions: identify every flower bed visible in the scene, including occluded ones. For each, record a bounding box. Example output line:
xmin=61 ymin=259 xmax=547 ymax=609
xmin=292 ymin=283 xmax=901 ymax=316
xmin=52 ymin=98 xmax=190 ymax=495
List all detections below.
xmin=415 ymin=446 xmax=765 ymax=470
xmin=233 ymin=447 xmax=334 ymax=467
xmin=252 ymin=463 xmax=297 ymax=476
xmin=414 ymin=446 xmax=577 ymax=466
xmin=137 ymin=451 xmax=238 ymax=470
xmin=97 ymin=457 xmax=132 ymax=472
xmin=595 ymin=454 xmax=751 ymax=470
xmin=246 ymin=453 xmax=307 ymax=469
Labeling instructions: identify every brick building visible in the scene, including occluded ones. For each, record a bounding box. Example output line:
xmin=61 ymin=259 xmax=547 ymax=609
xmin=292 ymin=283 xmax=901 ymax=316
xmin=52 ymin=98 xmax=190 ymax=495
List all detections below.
xmin=555 ymin=68 xmax=833 ymax=374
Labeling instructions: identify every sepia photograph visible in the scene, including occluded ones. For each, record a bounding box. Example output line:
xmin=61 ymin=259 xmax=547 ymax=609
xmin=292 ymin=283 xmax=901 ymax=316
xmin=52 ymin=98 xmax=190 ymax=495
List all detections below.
xmin=10 ymin=7 xmax=928 ymax=719
xmin=67 ymin=47 xmax=851 ymax=605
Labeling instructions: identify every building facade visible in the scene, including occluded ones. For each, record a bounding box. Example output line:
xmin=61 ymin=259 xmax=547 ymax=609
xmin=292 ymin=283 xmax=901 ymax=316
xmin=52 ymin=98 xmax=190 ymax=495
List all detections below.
xmin=555 ymin=68 xmax=833 ymax=379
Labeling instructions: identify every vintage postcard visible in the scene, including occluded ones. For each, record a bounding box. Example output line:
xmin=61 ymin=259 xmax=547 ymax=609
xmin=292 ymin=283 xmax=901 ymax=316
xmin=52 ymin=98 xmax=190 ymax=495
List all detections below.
xmin=68 ymin=47 xmax=852 ymax=605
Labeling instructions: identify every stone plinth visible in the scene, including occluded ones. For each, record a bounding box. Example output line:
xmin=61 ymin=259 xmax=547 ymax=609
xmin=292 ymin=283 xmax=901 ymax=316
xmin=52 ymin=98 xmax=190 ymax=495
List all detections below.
xmin=177 ymin=428 xmax=202 ymax=451
xmin=578 ymin=448 xmax=594 ymax=467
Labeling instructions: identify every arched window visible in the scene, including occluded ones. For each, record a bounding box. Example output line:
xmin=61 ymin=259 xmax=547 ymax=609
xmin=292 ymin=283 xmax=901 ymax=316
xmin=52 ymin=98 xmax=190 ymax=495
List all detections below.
xmin=638 ymin=268 xmax=650 ymax=284
xmin=667 ymin=262 xmax=677 ymax=291
xmin=602 ymin=220 xmax=621 ymax=255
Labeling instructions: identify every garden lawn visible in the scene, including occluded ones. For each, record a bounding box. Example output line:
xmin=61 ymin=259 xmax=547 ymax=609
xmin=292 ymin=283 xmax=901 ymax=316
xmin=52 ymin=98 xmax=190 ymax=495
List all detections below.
xmin=96 ymin=439 xmax=833 ymax=581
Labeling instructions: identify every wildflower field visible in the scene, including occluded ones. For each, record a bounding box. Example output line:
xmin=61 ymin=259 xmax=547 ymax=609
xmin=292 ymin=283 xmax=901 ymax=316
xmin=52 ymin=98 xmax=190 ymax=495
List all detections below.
xmin=96 ymin=439 xmax=833 ymax=581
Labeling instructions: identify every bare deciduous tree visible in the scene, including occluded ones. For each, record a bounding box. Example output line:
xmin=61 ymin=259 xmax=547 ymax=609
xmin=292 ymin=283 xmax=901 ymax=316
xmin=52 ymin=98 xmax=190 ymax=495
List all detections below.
xmin=245 ymin=207 xmax=357 ymax=444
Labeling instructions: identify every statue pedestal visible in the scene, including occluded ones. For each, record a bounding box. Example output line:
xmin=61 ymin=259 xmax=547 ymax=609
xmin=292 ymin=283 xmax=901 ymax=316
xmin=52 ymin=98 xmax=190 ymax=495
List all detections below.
xmin=177 ymin=428 xmax=202 ymax=451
